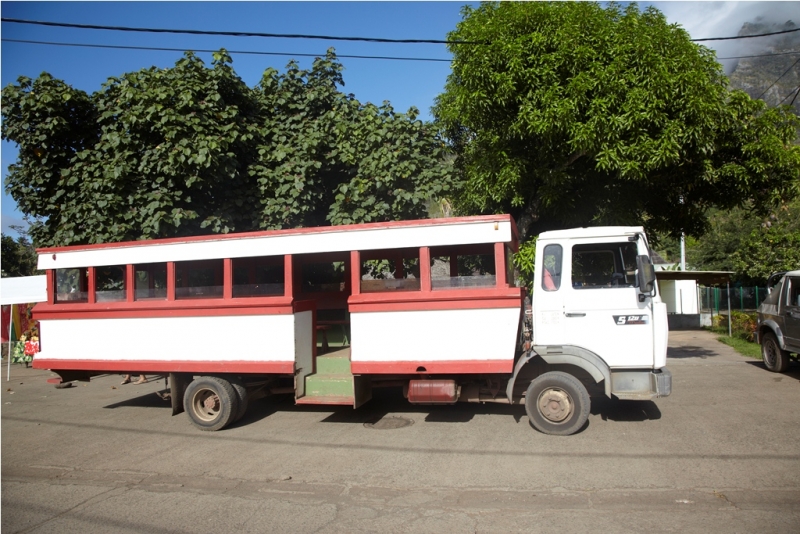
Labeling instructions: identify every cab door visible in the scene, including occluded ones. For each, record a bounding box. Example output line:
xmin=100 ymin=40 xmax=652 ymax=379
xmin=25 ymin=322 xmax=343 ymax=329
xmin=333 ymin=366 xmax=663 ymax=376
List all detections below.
xmin=562 ymin=239 xmax=653 ymax=368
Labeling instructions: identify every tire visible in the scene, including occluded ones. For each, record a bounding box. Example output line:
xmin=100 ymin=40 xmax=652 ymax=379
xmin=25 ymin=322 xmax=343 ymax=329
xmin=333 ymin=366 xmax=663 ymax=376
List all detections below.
xmin=761 ymin=332 xmax=790 ymax=373
xmin=183 ymin=376 xmax=239 ymax=431
xmin=229 ymin=377 xmax=249 ymax=423
xmin=525 ymin=371 xmax=590 ymax=436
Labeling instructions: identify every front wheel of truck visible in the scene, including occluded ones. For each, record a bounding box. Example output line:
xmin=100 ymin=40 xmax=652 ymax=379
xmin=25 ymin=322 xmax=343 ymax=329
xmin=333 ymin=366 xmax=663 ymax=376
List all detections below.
xmin=525 ymin=371 xmax=590 ymax=436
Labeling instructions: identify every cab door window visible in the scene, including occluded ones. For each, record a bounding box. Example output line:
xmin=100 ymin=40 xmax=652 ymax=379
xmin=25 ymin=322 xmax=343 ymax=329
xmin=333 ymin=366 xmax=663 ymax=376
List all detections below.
xmin=572 ymin=243 xmax=638 ymax=289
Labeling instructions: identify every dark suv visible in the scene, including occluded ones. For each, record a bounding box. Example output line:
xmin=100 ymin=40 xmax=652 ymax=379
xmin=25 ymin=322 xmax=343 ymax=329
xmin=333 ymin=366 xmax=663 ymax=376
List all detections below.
xmin=756 ymin=270 xmax=800 ymax=372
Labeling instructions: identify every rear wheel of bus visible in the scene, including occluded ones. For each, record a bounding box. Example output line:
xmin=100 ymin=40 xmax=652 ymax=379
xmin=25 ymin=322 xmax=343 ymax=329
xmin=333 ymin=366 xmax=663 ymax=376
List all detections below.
xmin=184 ymin=376 xmax=240 ymax=431
xmin=525 ymin=371 xmax=590 ymax=436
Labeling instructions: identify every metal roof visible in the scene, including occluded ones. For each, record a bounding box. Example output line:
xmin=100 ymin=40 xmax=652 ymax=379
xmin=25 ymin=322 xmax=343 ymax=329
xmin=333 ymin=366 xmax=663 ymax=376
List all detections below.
xmin=655 ymin=270 xmax=734 ymax=286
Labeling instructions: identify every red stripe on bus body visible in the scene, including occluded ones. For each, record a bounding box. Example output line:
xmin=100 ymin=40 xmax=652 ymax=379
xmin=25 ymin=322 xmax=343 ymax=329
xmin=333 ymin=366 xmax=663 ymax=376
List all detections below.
xmin=33 ymin=303 xmax=295 ymax=320
xmin=348 ymin=291 xmax=522 ymax=313
xmin=32 ymin=359 xmax=295 ymax=374
xmin=351 ymin=360 xmax=513 ymax=374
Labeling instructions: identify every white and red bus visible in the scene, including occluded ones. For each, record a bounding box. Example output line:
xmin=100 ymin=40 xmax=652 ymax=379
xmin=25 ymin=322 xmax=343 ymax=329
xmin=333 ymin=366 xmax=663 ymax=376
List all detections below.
xmin=33 ymin=214 xmax=670 ymax=435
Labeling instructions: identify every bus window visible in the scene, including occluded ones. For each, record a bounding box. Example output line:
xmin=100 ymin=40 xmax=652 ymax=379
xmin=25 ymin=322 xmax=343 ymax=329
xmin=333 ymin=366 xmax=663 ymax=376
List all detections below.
xmin=431 ymin=244 xmax=496 ymax=290
xmin=232 ymin=257 xmax=285 ymax=297
xmin=135 ymin=263 xmax=167 ymax=301
xmin=55 ymin=268 xmax=88 ymax=303
xmin=360 ymin=249 xmax=420 ymax=293
xmin=95 ymin=265 xmax=126 ymax=302
xmin=175 ymin=260 xmax=223 ymax=299
xmin=302 ymin=261 xmax=347 ymax=293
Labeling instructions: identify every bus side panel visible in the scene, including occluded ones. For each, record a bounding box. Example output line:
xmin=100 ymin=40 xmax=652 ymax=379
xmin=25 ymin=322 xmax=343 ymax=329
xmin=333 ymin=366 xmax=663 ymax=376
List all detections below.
xmin=33 ymin=315 xmax=296 ymax=373
xmin=350 ymin=307 xmax=519 ymax=374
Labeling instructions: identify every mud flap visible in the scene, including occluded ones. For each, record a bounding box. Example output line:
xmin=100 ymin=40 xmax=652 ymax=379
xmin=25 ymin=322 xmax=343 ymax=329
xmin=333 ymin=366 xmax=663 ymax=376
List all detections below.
xmin=169 ymin=373 xmax=191 ymax=416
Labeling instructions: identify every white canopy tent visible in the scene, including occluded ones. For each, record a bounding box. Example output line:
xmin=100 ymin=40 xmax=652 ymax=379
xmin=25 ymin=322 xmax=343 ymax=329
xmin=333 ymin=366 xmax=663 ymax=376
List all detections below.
xmin=1 ymin=275 xmax=47 ymax=305
xmin=2 ymin=275 xmax=47 ymax=380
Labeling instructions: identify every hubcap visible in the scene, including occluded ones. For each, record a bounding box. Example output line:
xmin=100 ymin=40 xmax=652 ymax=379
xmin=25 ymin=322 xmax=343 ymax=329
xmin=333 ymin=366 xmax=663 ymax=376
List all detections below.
xmin=537 ymin=387 xmax=574 ymax=423
xmin=192 ymin=389 xmax=221 ymax=422
xmin=764 ymin=342 xmax=777 ymax=367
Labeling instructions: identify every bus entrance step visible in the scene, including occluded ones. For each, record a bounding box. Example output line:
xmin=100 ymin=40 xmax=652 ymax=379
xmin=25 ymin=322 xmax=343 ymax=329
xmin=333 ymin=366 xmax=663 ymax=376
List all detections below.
xmin=296 ymin=395 xmax=354 ymax=406
xmin=304 ymin=373 xmax=354 ymax=397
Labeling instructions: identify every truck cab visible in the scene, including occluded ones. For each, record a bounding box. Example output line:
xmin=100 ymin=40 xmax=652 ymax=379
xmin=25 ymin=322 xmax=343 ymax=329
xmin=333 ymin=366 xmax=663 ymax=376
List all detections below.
xmin=508 ymin=226 xmax=671 ymax=435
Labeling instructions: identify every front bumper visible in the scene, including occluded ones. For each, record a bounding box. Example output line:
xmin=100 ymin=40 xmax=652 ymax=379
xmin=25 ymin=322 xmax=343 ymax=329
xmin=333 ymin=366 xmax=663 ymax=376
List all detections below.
xmin=610 ymin=368 xmax=672 ymax=400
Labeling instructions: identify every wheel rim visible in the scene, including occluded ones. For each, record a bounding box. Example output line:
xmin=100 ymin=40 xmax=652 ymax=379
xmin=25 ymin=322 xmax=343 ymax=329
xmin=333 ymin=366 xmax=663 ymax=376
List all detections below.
xmin=537 ymin=387 xmax=574 ymax=423
xmin=191 ymin=388 xmax=221 ymax=423
xmin=764 ymin=340 xmax=777 ymax=368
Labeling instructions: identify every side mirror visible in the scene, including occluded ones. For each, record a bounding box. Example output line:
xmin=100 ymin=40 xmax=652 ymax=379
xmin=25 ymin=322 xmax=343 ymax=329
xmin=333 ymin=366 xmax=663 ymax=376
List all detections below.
xmin=636 ymin=255 xmax=656 ymax=296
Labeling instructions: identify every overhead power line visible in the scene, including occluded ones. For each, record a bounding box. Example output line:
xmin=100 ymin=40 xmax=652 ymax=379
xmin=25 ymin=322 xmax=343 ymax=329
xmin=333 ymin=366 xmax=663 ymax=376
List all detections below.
xmin=757 ymin=57 xmax=800 ymax=99
xmin=0 ymin=17 xmax=483 ymax=45
xmin=692 ymin=27 xmax=800 ymax=42
xmin=790 ymin=85 xmax=800 ymax=107
xmin=1 ymin=38 xmax=452 ymax=63
xmin=717 ymin=50 xmax=800 ymax=60
xmin=4 ymin=37 xmax=798 ymax=64
xmin=778 ymin=84 xmax=800 ymax=105
xmin=3 ymin=17 xmax=800 ymax=45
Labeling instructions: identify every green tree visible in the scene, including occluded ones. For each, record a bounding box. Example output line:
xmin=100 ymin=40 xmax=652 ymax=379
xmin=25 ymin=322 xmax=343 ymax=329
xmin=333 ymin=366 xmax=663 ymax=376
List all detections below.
xmin=2 ymin=49 xmax=454 ymax=247
xmin=731 ymin=201 xmax=800 ymax=284
xmin=434 ymin=2 xmax=800 ymax=246
xmin=1 ymin=228 xmax=39 ymax=277
xmin=659 ymin=199 xmax=800 ymax=284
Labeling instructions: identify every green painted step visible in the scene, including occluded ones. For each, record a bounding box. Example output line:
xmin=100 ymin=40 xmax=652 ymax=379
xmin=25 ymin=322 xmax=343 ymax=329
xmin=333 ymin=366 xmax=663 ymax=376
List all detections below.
xmin=304 ymin=374 xmax=354 ymax=397
xmin=315 ymin=354 xmax=352 ymax=375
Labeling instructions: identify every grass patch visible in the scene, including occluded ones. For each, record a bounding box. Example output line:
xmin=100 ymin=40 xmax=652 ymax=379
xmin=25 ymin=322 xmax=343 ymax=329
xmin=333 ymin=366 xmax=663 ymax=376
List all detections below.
xmin=716 ymin=335 xmax=762 ymax=359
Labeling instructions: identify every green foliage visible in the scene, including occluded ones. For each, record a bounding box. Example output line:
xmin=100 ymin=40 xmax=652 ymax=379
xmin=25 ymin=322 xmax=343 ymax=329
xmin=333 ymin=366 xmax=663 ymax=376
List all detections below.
xmin=1 ymin=230 xmax=39 ymax=277
xmin=670 ymin=199 xmax=800 ymax=284
xmin=512 ymin=239 xmax=537 ymax=285
xmin=732 ymin=222 xmax=800 ymax=284
xmin=434 ymin=2 xmax=800 ymax=244
xmin=2 ymin=49 xmax=454 ymax=246
xmin=711 ymin=311 xmax=757 ymax=342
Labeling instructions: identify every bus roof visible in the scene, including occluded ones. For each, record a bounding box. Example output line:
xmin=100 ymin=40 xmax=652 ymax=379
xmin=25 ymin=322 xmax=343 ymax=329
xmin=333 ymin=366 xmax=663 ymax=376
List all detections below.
xmin=38 ymin=215 xmax=518 ymax=270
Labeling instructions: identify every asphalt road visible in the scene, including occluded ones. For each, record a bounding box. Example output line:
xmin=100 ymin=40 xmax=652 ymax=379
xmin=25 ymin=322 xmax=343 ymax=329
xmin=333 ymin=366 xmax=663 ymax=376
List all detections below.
xmin=2 ymin=330 xmax=799 ymax=533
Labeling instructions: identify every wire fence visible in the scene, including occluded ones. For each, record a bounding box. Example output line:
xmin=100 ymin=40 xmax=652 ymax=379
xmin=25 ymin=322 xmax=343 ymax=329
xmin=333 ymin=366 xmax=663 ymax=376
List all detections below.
xmin=699 ymin=286 xmax=768 ymax=314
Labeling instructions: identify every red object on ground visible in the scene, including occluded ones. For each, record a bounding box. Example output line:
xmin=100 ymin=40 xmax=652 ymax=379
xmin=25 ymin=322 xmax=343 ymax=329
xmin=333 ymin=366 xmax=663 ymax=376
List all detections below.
xmin=46 ymin=377 xmax=62 ymax=384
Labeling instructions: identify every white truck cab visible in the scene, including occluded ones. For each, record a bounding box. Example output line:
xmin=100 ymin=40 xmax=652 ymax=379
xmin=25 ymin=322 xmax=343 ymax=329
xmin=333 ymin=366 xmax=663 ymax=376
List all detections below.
xmin=506 ymin=226 xmax=671 ymax=435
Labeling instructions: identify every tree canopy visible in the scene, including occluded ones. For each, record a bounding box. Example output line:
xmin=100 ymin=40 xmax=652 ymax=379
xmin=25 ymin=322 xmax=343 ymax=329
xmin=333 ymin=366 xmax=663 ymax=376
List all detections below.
xmin=2 ymin=49 xmax=454 ymax=247
xmin=663 ymin=200 xmax=800 ymax=285
xmin=434 ymin=2 xmax=800 ymax=246
xmin=1 ymin=230 xmax=39 ymax=278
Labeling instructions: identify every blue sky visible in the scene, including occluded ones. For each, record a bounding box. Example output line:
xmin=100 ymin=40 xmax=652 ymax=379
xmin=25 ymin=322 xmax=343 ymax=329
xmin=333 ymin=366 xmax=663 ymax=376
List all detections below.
xmin=2 ymin=1 xmax=798 ymax=237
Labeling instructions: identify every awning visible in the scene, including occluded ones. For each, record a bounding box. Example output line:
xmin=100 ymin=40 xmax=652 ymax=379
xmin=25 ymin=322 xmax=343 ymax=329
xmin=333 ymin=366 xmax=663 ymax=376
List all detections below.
xmin=0 ymin=276 xmax=47 ymax=305
xmin=655 ymin=270 xmax=733 ymax=286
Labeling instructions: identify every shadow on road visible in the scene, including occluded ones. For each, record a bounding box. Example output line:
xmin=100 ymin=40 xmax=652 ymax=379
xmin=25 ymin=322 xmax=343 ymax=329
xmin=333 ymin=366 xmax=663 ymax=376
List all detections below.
xmin=667 ymin=345 xmax=718 ymax=359
xmin=219 ymin=387 xmax=662 ymax=433
xmin=591 ymin=397 xmax=662 ymax=422
xmin=103 ymin=391 xmax=172 ymax=409
xmin=745 ymin=360 xmax=800 ymax=382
